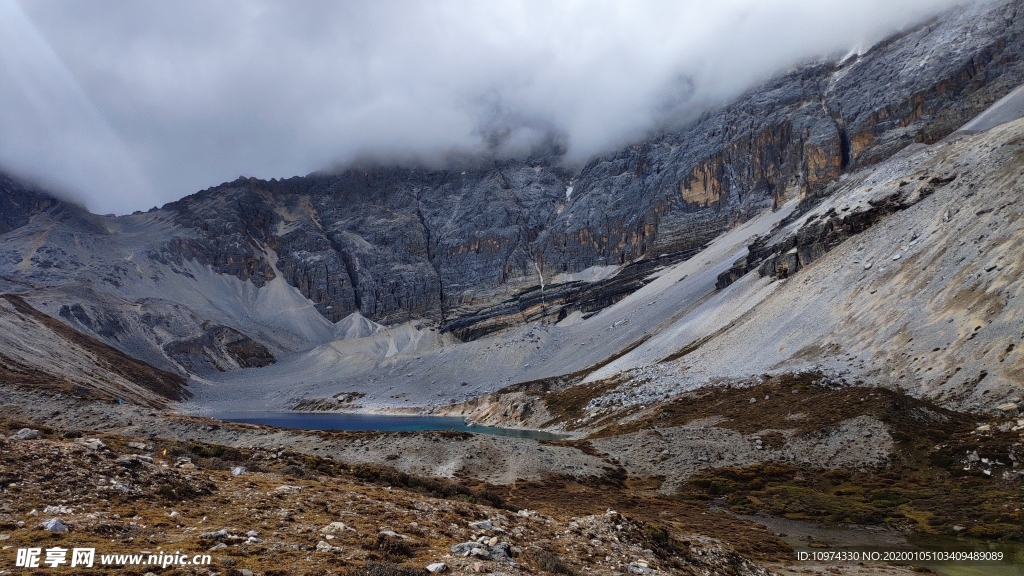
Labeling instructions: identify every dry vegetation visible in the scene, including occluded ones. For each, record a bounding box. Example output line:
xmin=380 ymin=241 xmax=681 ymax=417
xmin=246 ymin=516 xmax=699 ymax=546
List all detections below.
xmin=0 ymin=416 xmax=774 ymax=576
xmin=545 ymin=373 xmax=1024 ymax=543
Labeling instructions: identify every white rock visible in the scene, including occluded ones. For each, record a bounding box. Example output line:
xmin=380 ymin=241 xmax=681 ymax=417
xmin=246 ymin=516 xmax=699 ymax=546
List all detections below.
xmin=10 ymin=428 xmax=41 ymax=440
xmin=426 ymin=562 xmax=448 ymax=573
xmin=316 ymin=540 xmax=340 ymax=552
xmin=469 ymin=519 xmax=497 ymax=532
xmin=75 ymin=438 xmax=105 ymax=450
xmin=42 ymin=518 xmax=68 ymax=533
xmin=231 ymin=466 xmax=247 ymax=476
xmin=320 ymin=521 xmax=355 ymax=533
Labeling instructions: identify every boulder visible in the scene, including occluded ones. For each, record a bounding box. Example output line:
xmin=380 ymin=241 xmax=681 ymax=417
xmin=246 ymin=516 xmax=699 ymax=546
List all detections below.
xmin=11 ymin=428 xmax=41 ymax=440
xmin=42 ymin=518 xmax=68 ymax=533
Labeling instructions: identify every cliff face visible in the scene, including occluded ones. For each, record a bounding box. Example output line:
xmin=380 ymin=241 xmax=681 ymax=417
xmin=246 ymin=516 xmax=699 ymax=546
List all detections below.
xmin=141 ymin=0 xmax=1024 ymax=337
xmin=1 ymin=1 xmax=1022 ymax=376
xmin=0 ymin=173 xmax=80 ymax=235
xmin=159 ymin=162 xmax=569 ymax=326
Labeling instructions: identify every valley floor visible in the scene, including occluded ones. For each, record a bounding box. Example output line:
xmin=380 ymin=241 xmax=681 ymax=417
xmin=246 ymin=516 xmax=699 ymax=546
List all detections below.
xmin=2 ymin=374 xmax=1022 ymax=575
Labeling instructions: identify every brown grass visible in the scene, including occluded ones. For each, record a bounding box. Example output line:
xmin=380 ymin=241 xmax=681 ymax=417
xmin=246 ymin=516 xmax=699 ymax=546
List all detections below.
xmin=590 ymin=372 xmax=970 ymax=439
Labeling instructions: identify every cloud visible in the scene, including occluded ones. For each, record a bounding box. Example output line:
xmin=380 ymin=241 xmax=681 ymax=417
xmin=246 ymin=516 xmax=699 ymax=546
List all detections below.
xmin=1 ymin=0 xmax=965 ymax=213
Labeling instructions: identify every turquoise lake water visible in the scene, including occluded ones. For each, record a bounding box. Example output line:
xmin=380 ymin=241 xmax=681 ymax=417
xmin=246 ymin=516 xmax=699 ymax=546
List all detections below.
xmin=211 ymin=411 xmax=564 ymax=440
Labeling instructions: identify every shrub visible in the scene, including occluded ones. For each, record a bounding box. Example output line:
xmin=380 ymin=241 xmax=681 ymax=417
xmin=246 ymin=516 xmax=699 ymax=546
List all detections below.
xmin=344 ymin=562 xmax=427 ymax=576
xmin=527 ymin=550 xmax=574 ymax=575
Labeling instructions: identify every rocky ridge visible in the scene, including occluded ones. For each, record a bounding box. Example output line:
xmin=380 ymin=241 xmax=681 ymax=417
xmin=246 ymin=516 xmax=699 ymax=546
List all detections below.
xmin=0 ymin=1 xmax=1022 ymax=379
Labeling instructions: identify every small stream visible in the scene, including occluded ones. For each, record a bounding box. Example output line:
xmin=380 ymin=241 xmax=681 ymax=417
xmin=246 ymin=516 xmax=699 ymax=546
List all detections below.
xmin=208 ymin=411 xmax=565 ymax=440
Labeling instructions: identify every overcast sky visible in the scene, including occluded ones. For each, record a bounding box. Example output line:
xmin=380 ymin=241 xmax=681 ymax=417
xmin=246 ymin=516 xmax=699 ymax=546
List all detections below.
xmin=0 ymin=0 xmax=965 ymax=214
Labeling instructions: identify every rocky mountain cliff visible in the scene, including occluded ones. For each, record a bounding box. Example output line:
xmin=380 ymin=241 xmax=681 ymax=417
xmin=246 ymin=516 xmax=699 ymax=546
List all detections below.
xmin=1 ymin=0 xmax=1022 ymax=384
xmin=150 ymin=0 xmax=1024 ymax=335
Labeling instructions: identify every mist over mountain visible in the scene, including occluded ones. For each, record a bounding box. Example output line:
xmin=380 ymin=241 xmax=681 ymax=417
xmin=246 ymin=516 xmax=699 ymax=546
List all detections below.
xmin=1 ymin=0 xmax=966 ymax=214
xmin=4 ymin=2 xmax=1024 ymax=571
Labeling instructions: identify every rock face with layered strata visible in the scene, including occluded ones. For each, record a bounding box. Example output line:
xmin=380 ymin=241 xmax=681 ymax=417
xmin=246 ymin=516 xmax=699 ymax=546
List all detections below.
xmin=149 ymin=1 xmax=1023 ymax=335
xmin=0 ymin=0 xmax=1022 ymax=373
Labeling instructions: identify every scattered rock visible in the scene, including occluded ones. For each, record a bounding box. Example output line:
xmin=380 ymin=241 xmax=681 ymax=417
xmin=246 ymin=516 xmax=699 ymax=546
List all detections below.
xmin=42 ymin=518 xmax=68 ymax=533
xmin=200 ymin=528 xmax=229 ymax=540
xmin=75 ymin=438 xmax=105 ymax=450
xmin=452 ymin=541 xmax=487 ymax=556
xmin=10 ymin=428 xmax=41 ymax=440
xmin=469 ymin=519 xmax=503 ymax=533
xmin=110 ymin=480 xmax=131 ymax=493
xmin=490 ymin=542 xmax=514 ymax=563
xmin=628 ymin=562 xmax=655 ymax=575
xmin=117 ymin=454 xmax=152 ymax=467
xmin=315 ymin=540 xmax=340 ymax=552
xmin=320 ymin=521 xmax=355 ymax=534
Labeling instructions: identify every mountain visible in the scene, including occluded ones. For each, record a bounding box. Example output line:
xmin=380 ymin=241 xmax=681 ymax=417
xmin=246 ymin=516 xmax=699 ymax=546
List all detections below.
xmin=0 ymin=294 xmax=187 ymax=407
xmin=5 ymin=5 xmax=1024 ymax=572
xmin=0 ymin=0 xmax=1022 ymax=414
